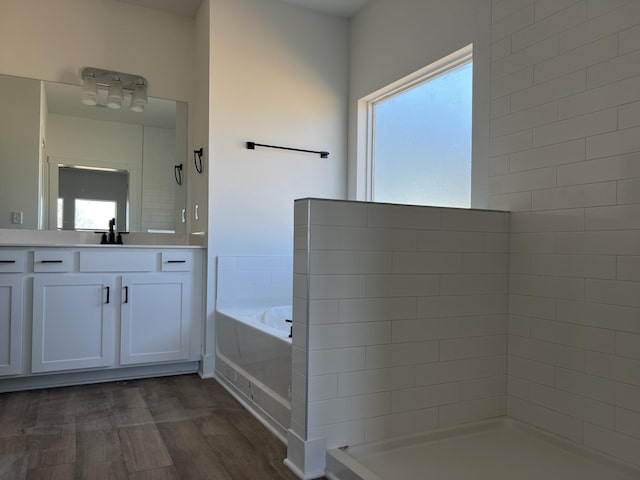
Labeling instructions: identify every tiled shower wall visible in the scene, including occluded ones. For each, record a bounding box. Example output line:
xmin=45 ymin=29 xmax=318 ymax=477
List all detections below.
xmin=489 ymin=0 xmax=640 ymax=468
xmin=215 ymin=255 xmax=292 ymax=309
xmin=292 ymin=198 xmax=510 ymax=450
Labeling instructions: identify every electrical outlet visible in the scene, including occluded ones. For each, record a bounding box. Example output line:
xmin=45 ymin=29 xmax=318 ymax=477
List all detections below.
xmin=11 ymin=211 xmax=23 ymax=225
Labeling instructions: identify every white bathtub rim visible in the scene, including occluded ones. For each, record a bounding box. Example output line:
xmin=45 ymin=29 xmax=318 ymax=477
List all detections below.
xmin=216 ymin=307 xmax=292 ymax=344
xmin=326 ymin=416 xmax=640 ymax=480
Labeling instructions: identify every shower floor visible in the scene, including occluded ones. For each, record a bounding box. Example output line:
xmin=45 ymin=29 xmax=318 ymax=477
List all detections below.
xmin=326 ymin=418 xmax=639 ymax=480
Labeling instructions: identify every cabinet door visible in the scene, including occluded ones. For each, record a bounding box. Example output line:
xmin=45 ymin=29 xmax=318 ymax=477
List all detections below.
xmin=120 ymin=274 xmax=191 ymax=365
xmin=0 ymin=276 xmax=23 ymax=376
xmin=32 ymin=275 xmax=115 ymax=373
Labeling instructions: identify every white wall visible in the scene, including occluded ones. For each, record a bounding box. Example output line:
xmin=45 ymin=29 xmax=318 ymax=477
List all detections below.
xmin=191 ymin=0 xmax=211 ymax=236
xmin=195 ymin=0 xmax=214 ymax=376
xmin=208 ymin=0 xmax=349 ymax=256
xmin=0 ymin=75 xmax=41 ymax=229
xmin=0 ymin=0 xmax=197 ymax=232
xmin=487 ymin=0 xmax=640 ymax=469
xmin=349 ymin=0 xmax=492 ymax=207
xmin=39 ymin=82 xmax=49 ymax=229
xmin=142 ymin=126 xmax=177 ymax=232
xmin=0 ymin=0 xmax=194 ymax=103
xmin=203 ymin=0 xmax=349 ymax=378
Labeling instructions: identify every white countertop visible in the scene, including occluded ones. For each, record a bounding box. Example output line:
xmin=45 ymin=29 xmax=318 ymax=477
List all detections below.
xmin=0 ymin=229 xmax=206 ymax=248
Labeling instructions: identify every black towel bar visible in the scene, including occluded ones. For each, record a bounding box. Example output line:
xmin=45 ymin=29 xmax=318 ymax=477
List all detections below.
xmin=246 ymin=141 xmax=329 ymax=158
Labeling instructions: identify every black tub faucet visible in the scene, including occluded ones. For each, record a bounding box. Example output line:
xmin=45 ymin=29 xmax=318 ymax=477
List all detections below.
xmin=285 ymin=319 xmax=293 ymax=338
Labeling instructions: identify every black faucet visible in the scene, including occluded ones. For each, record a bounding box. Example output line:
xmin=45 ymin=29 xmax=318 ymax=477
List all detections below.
xmin=108 ymin=218 xmax=116 ymax=244
xmin=98 ymin=218 xmax=123 ymax=245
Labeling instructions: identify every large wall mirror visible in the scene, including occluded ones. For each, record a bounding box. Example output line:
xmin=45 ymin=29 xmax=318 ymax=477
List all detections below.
xmin=0 ymin=73 xmax=187 ymax=233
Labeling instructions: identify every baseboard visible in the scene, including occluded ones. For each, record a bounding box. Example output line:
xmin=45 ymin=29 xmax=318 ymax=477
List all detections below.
xmin=0 ymin=361 xmax=199 ymax=393
xmin=199 ymin=353 xmax=215 ymax=378
xmin=215 ymin=370 xmax=288 ymax=444
xmin=285 ymin=429 xmax=327 ymax=480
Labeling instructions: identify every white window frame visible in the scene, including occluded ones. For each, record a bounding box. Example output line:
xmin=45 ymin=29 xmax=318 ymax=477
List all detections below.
xmin=356 ymin=44 xmax=473 ymax=203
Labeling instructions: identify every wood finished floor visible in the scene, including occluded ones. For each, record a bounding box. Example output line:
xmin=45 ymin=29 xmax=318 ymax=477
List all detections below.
xmin=0 ymin=374 xmax=303 ymax=480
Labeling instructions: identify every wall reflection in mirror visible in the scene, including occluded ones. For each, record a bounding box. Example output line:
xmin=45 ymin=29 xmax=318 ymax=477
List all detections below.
xmin=0 ymin=73 xmax=187 ymax=233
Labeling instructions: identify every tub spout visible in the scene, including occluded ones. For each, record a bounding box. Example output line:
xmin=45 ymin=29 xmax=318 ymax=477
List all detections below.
xmin=285 ymin=319 xmax=292 ymax=338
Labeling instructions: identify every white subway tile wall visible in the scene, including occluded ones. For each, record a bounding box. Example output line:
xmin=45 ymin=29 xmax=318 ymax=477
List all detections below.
xmin=295 ymin=198 xmax=509 ymax=448
xmin=215 ymin=255 xmax=293 ymax=309
xmin=490 ymin=1 xmax=640 ymax=468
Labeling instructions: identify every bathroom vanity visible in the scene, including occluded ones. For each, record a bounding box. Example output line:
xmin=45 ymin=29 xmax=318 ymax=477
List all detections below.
xmin=0 ymin=244 xmax=204 ymax=391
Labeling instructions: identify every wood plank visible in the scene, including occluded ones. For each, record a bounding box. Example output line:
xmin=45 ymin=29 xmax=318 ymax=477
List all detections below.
xmin=35 ymin=388 xmax=76 ymax=426
xmin=74 ymin=384 xmax=114 ymax=419
xmin=128 ymin=465 xmax=180 ymax=480
xmin=119 ymin=424 xmax=172 ymax=473
xmin=109 ymin=387 xmax=148 ymax=411
xmin=0 ymin=452 xmax=27 ymax=480
xmin=76 ymin=428 xmax=128 ymax=479
xmin=26 ymin=424 xmax=76 ymax=470
xmin=0 ymin=432 xmax=28 ymax=480
xmin=0 ymin=391 xmax=39 ymax=432
xmin=156 ymin=420 xmax=233 ymax=480
xmin=25 ymin=463 xmax=75 ymax=480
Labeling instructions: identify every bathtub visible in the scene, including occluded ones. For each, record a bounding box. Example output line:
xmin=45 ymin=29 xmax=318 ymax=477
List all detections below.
xmin=215 ymin=305 xmax=292 ymax=441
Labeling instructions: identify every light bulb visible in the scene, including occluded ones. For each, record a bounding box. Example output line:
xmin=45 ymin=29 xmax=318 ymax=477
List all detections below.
xmin=81 ymin=74 xmax=98 ymax=106
xmin=107 ymin=75 xmax=123 ymax=109
xmin=130 ymin=79 xmax=147 ymax=112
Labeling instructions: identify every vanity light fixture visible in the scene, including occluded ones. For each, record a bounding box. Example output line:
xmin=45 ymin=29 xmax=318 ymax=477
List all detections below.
xmin=80 ymin=67 xmax=148 ymax=112
xmin=81 ymin=72 xmax=98 ymax=106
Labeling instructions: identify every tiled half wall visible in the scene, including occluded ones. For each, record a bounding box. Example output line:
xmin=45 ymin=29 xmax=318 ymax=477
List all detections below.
xmin=288 ymin=198 xmax=510 ymax=474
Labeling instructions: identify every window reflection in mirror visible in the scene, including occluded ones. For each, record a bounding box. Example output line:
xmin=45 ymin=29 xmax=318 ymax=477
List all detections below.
xmin=58 ymin=166 xmax=127 ymax=231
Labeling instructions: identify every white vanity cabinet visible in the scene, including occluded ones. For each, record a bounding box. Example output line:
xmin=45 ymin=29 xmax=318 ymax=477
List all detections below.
xmin=0 ymin=245 xmax=204 ymax=386
xmin=0 ymin=251 xmax=26 ymax=376
xmin=120 ymin=273 xmax=191 ymax=365
xmin=0 ymin=276 xmax=24 ymax=375
xmin=32 ymin=274 xmax=116 ymax=372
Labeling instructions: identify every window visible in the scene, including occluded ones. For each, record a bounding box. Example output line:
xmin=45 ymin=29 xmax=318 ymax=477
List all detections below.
xmin=363 ymin=45 xmax=473 ymax=208
xmin=57 ymin=166 xmax=128 ymax=231
xmin=74 ymin=199 xmax=117 ymax=230
xmin=56 ymin=198 xmax=64 ymax=230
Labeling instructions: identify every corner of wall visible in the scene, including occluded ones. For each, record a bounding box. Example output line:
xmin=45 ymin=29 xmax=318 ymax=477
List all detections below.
xmin=284 ymin=430 xmax=326 ymax=480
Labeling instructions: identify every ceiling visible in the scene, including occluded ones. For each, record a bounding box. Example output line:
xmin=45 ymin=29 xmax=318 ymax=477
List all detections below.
xmin=115 ymin=0 xmax=370 ymax=18
xmin=279 ymin=0 xmax=370 ymax=17
xmin=115 ymin=0 xmax=203 ymax=17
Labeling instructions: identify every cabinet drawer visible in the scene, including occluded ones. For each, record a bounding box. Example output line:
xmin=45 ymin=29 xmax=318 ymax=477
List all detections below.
xmin=80 ymin=251 xmax=156 ymax=272
xmin=0 ymin=250 xmax=26 ymax=273
xmin=34 ymin=251 xmax=74 ymax=272
xmin=161 ymin=252 xmax=193 ymax=272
